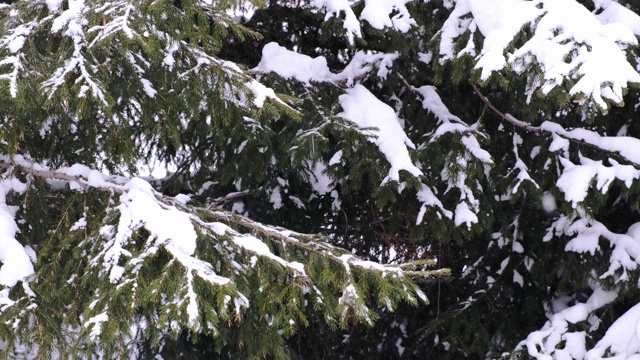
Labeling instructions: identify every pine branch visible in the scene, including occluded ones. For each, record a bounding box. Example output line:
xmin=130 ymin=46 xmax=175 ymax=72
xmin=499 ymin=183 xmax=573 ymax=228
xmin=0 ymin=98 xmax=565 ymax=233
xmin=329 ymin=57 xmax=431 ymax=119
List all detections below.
xmin=0 ymin=157 xmax=127 ymax=189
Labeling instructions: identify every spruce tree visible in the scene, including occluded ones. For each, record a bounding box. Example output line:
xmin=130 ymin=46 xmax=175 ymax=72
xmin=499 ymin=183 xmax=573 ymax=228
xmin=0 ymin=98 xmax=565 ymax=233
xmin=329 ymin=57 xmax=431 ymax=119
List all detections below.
xmin=5 ymin=0 xmax=640 ymax=358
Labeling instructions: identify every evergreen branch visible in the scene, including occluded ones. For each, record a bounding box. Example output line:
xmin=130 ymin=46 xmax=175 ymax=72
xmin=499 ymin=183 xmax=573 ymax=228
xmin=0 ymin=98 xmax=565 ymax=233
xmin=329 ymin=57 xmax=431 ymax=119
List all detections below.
xmin=0 ymin=155 xmax=446 ymax=281
xmin=404 ymin=268 xmax=451 ymax=278
xmin=395 ymin=258 xmax=439 ymax=269
xmin=471 ymin=83 xmax=640 ymax=168
xmin=0 ymin=157 xmax=126 ymax=189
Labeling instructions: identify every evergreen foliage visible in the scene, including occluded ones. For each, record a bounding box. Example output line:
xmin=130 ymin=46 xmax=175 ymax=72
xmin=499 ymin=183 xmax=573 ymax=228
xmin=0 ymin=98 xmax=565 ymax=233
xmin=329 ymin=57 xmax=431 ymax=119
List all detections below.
xmin=3 ymin=0 xmax=640 ymax=359
xmin=0 ymin=0 xmax=445 ymax=358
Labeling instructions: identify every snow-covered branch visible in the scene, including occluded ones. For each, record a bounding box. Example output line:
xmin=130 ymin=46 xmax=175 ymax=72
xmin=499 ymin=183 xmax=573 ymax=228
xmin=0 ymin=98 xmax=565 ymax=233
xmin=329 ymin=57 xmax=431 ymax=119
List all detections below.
xmin=443 ymin=0 xmax=640 ymax=110
xmin=0 ymin=154 xmax=443 ymax=356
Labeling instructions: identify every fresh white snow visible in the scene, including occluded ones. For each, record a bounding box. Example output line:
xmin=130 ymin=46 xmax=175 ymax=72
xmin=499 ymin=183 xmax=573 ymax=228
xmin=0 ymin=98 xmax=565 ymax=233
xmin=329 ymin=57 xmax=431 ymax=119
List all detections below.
xmin=338 ymin=84 xmax=422 ymax=183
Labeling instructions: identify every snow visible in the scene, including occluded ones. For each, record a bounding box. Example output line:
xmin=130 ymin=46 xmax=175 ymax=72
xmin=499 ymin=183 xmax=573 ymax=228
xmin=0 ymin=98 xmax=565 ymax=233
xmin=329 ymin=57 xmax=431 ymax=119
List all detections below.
xmin=233 ymin=234 xmax=306 ymax=275
xmin=328 ymin=150 xmax=343 ymax=166
xmin=395 ymin=337 xmax=405 ymax=356
xmin=244 ymin=80 xmax=278 ymax=108
xmin=541 ymin=192 xmax=557 ymax=213
xmin=461 ymin=135 xmax=492 ymax=164
xmin=122 ymin=178 xmax=197 ymax=256
xmin=416 ymin=184 xmax=453 ymax=224
xmin=526 ymin=215 xmax=640 ymax=357
xmin=43 ymin=0 xmax=109 ymax=105
xmin=438 ymin=0 xmax=475 ymax=63
xmin=313 ymin=0 xmax=361 ymax=43
xmin=414 ymin=85 xmax=461 ymax=123
xmin=413 ymin=83 xmax=491 ymax=227
xmin=513 ymin=270 xmax=524 ymax=287
xmin=520 ymin=285 xmax=618 ymax=358
xmin=541 ymin=121 xmax=640 ymax=166
xmin=89 ymin=2 xmax=138 ymax=44
xmin=7 ymin=36 xmax=24 ymax=54
xmin=51 ymin=0 xmax=85 ymax=34
xmin=596 ymin=1 xmax=640 ymax=36
xmin=209 ymin=222 xmax=309 ymax=276
xmin=454 ymin=202 xmax=478 ymax=229
xmin=338 ymin=84 xmax=422 ymax=182
xmin=46 ymin=0 xmax=63 ymax=12
xmin=85 ymin=312 xmax=109 ymax=340
xmin=509 ymin=133 xmax=538 ymax=193
xmin=174 ymin=194 xmax=191 ymax=204
xmin=588 ymin=302 xmax=640 ymax=359
xmin=360 ymin=0 xmax=415 ymax=32
xmin=557 ymin=156 xmax=640 ymax=208
xmin=468 ymin=0 xmax=510 ymax=36
xmin=418 ymin=52 xmax=432 ymax=65
xmin=472 ymin=0 xmax=543 ymax=77
xmin=140 ymin=78 xmax=156 ymax=98
xmin=312 ymin=0 xmax=415 ymax=43
xmin=0 ymin=178 xmax=33 ymax=288
xmin=269 ymin=186 xmax=283 ymax=210
xmin=309 ymin=161 xmax=333 ymax=195
xmin=465 ymin=0 xmax=640 ymax=109
xmin=256 ymin=42 xmax=331 ymax=83
xmin=69 ymin=217 xmax=87 ymax=231
xmin=338 ymin=284 xmax=372 ymax=325
xmin=3 ymin=0 xmax=640 ymax=356
xmin=102 ymin=178 xmax=197 ymax=283
xmin=255 ymin=42 xmax=398 ymax=85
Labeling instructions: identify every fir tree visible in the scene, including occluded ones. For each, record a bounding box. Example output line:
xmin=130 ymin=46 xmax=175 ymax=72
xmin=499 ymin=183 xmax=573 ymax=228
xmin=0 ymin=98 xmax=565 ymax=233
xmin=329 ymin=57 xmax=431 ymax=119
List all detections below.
xmin=5 ymin=0 xmax=640 ymax=358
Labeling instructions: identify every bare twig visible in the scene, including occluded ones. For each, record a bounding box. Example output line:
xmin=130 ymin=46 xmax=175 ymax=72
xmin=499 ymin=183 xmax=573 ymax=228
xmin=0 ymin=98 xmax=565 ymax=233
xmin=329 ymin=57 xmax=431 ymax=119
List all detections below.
xmin=210 ymin=190 xmax=252 ymax=208
xmin=470 ymin=82 xmax=541 ymax=133
xmin=397 ymin=72 xmax=413 ymax=90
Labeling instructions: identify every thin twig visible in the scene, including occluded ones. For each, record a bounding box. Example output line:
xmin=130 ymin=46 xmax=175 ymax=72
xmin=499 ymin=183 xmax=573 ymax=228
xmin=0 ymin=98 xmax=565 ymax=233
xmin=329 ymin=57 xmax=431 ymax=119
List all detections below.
xmin=470 ymin=82 xmax=540 ymax=133
xmin=397 ymin=72 xmax=413 ymax=90
xmin=210 ymin=190 xmax=252 ymax=208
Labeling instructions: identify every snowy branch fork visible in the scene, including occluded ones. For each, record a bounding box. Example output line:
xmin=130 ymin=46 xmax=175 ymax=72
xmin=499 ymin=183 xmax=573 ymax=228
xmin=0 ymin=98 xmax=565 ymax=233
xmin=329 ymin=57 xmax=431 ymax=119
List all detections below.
xmin=470 ymin=83 xmax=640 ymax=169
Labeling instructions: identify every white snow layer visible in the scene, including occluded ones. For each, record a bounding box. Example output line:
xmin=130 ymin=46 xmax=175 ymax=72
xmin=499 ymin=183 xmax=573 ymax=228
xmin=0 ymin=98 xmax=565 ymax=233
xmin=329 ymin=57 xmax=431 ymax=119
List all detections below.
xmin=595 ymin=0 xmax=640 ymax=36
xmin=120 ymin=178 xmax=197 ymax=257
xmin=338 ymin=84 xmax=422 ymax=182
xmin=532 ymin=219 xmax=640 ymax=357
xmin=255 ymin=42 xmax=397 ymax=85
xmin=587 ymin=302 xmax=640 ymax=359
xmin=257 ymin=43 xmax=332 ymax=83
xmin=313 ymin=0 xmax=415 ymax=43
xmin=107 ymin=178 xmax=197 ymax=282
xmin=462 ymin=0 xmax=640 ymax=110
xmin=46 ymin=0 xmax=64 ymax=12
xmin=557 ymin=155 xmax=640 ymax=208
xmin=414 ymin=85 xmax=462 ymax=123
xmin=541 ymin=121 xmax=640 ymax=166
xmin=211 ymin=222 xmax=306 ymax=276
xmin=0 ymin=178 xmax=33 ymax=288
xmin=521 ymin=285 xmax=618 ymax=359
xmin=438 ymin=0 xmax=477 ymax=63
